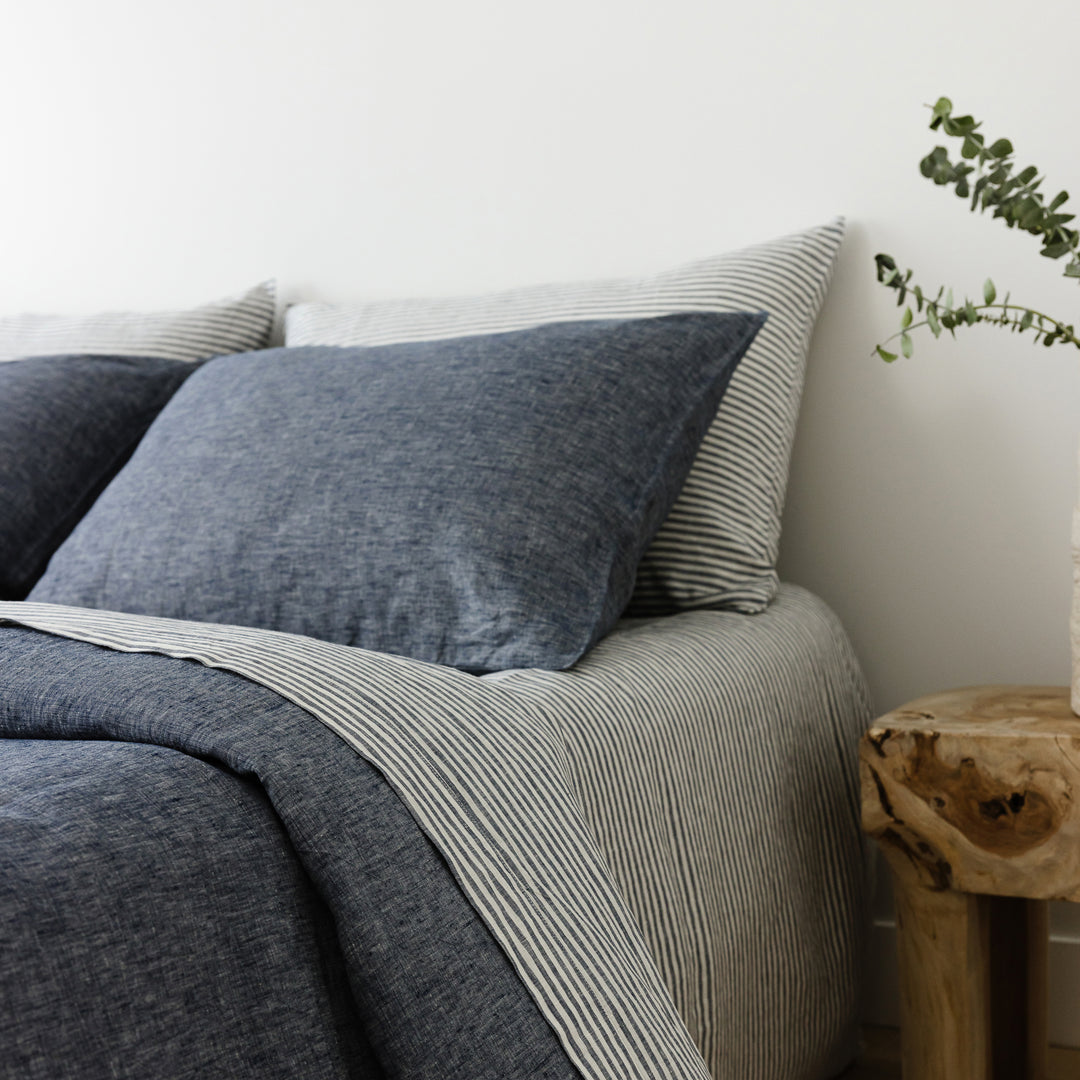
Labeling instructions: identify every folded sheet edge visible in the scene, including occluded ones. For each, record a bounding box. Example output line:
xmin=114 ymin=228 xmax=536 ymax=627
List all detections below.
xmin=0 ymin=600 xmax=710 ymax=1080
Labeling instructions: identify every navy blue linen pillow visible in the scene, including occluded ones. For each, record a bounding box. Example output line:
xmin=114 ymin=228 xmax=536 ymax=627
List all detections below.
xmin=0 ymin=354 xmax=196 ymax=600
xmin=31 ymin=312 xmax=765 ymax=671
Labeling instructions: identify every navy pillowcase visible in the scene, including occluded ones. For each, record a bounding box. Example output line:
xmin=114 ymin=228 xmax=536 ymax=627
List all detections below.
xmin=0 ymin=354 xmax=197 ymax=600
xmin=31 ymin=312 xmax=765 ymax=671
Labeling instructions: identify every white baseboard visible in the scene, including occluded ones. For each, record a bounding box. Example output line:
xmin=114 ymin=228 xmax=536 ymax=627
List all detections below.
xmin=864 ymin=917 xmax=1080 ymax=1047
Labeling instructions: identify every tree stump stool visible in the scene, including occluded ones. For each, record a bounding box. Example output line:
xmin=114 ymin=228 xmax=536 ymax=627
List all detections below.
xmin=860 ymin=686 xmax=1080 ymax=1080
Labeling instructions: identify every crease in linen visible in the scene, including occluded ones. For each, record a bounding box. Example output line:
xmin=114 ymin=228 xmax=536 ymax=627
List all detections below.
xmin=0 ymin=599 xmax=710 ymax=1080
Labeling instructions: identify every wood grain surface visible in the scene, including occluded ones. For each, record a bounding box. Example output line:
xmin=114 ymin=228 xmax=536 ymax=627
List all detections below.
xmin=862 ymin=686 xmax=1080 ymax=902
xmin=859 ymin=686 xmax=1074 ymax=1078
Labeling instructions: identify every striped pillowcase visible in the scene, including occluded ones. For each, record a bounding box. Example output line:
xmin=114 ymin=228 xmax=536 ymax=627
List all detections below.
xmin=0 ymin=281 xmax=277 ymax=363
xmin=285 ymin=222 xmax=844 ymax=614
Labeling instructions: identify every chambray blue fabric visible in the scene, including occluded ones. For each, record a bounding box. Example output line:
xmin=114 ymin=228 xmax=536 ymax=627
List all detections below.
xmin=0 ymin=354 xmax=195 ymax=600
xmin=0 ymin=628 xmax=582 ymax=1080
xmin=31 ymin=312 xmax=765 ymax=671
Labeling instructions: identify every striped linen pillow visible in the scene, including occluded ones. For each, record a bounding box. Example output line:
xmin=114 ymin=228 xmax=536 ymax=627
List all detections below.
xmin=284 ymin=221 xmax=844 ymax=615
xmin=0 ymin=281 xmax=276 ymax=363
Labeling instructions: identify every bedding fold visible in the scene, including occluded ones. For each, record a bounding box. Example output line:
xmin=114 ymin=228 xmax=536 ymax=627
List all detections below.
xmin=0 ymin=630 xmax=582 ymax=1080
xmin=0 ymin=599 xmax=710 ymax=1080
xmin=0 ymin=584 xmax=871 ymax=1080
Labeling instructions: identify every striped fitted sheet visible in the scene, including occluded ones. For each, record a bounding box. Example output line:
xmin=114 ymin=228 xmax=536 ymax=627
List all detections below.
xmin=0 ymin=585 xmax=870 ymax=1080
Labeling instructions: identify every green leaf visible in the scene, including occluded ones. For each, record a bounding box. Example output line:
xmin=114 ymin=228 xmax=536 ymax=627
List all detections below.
xmin=1050 ymin=190 xmax=1070 ymax=212
xmin=989 ymin=138 xmax=1014 ymax=157
xmin=1016 ymin=165 xmax=1038 ymax=185
xmin=931 ymin=96 xmax=953 ymax=118
xmin=964 ymin=300 xmax=978 ymax=325
xmin=874 ymin=253 xmax=898 ymax=282
xmin=1020 ymin=310 xmax=1034 ymax=331
xmin=900 ymin=332 xmax=914 ymax=358
xmin=914 ymin=285 xmax=924 ymax=311
xmin=920 ymin=146 xmax=951 ymax=181
xmin=902 ymin=306 xmax=913 ymax=328
xmin=1013 ymin=195 xmax=1037 ymax=214
xmin=1065 ymin=259 xmax=1080 ymax=278
xmin=943 ymin=114 xmax=978 ymax=137
xmin=876 ymin=345 xmax=898 ymax=362
xmin=1041 ymin=241 xmax=1073 ymax=259
xmin=983 ymin=278 xmax=996 ymax=304
xmin=927 ymin=306 xmax=942 ymax=337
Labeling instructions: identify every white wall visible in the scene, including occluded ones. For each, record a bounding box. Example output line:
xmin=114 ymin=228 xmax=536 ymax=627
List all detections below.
xmin=4 ymin=0 xmax=1080 ymax=1041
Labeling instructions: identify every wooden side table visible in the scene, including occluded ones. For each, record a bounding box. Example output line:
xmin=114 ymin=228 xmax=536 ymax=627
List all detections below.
xmin=860 ymin=685 xmax=1080 ymax=1080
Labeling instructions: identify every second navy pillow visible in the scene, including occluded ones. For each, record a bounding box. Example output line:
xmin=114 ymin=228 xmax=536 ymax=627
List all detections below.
xmin=0 ymin=354 xmax=196 ymax=600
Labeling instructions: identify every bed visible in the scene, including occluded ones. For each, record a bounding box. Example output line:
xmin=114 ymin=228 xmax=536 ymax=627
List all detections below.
xmin=0 ymin=220 xmax=872 ymax=1080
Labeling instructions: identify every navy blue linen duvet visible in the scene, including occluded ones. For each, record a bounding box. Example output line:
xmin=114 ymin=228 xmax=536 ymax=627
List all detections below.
xmin=0 ymin=627 xmax=581 ymax=1080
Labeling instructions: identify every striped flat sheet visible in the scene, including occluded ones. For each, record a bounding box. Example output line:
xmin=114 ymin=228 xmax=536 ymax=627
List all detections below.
xmin=0 ymin=585 xmax=870 ymax=1080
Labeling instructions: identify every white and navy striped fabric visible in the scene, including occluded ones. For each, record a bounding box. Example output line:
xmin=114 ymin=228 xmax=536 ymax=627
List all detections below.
xmin=492 ymin=586 xmax=872 ymax=1079
xmin=0 ymin=586 xmax=870 ymax=1080
xmin=284 ymin=223 xmax=845 ymax=618
xmin=0 ymin=281 xmax=276 ymax=363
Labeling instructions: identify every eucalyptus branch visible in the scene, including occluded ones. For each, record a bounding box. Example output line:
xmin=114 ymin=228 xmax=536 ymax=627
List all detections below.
xmin=875 ymin=301 xmax=1080 ymax=361
xmin=920 ymin=97 xmax=1080 ymax=274
xmin=873 ymin=97 xmax=1080 ymax=360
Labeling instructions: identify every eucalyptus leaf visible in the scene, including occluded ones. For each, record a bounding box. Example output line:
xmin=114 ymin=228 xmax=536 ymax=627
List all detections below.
xmin=872 ymin=98 xmax=1080 ymax=360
